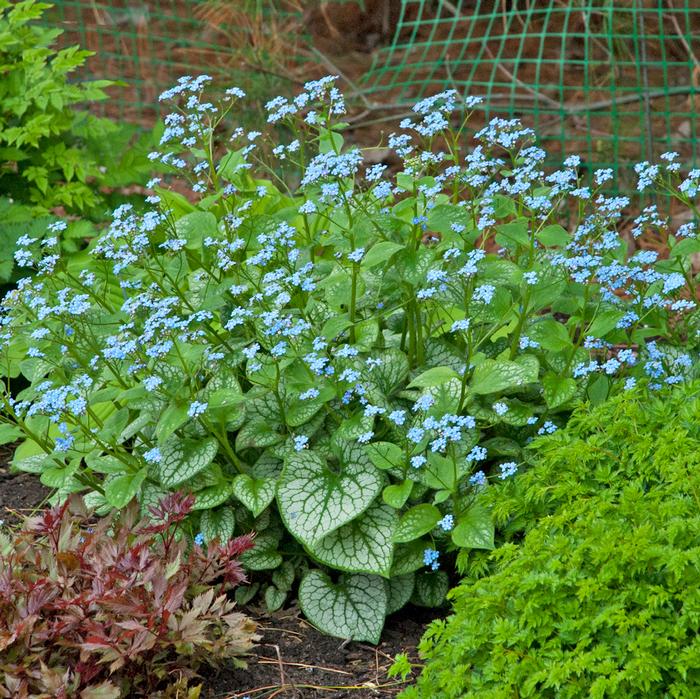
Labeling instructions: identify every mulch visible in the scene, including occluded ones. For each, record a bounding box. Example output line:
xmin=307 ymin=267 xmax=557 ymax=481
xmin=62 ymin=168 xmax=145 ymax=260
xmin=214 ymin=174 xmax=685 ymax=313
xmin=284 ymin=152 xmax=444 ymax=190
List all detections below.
xmin=203 ymin=604 xmax=434 ymax=698
xmin=0 ymin=448 xmax=436 ymax=699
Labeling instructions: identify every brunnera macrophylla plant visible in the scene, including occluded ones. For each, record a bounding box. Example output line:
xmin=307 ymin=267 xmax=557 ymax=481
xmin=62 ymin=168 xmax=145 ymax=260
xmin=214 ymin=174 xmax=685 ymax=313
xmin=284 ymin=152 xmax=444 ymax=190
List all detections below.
xmin=1 ymin=75 xmax=699 ymax=642
xmin=0 ymin=492 xmax=257 ymax=699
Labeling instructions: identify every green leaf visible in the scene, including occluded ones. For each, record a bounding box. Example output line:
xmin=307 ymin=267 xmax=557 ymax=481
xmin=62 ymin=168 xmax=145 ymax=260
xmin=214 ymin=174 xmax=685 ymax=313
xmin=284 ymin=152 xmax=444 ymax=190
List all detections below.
xmin=0 ymin=423 xmax=22 ymax=445
xmin=426 ymin=204 xmax=475 ymax=242
xmin=385 ymin=573 xmax=415 ymax=615
xmin=192 ymin=482 xmax=234 ymax=510
xmin=669 ymin=236 xmax=700 ymax=258
xmin=232 ymin=474 xmax=276 ymax=517
xmin=200 ymin=506 xmax=236 ymax=543
xmin=235 ymin=583 xmax=260 ymax=606
xmin=382 ymin=480 xmax=413 ymax=508
xmin=372 ymin=349 xmax=409 ymax=395
xmin=264 ymin=585 xmax=287 ymax=612
xmin=240 ymin=533 xmax=283 ymax=570
xmin=478 ymin=258 xmax=523 ymax=287
xmin=354 ymin=318 xmax=379 ymax=350
xmin=175 ymin=210 xmax=218 ymax=250
xmin=542 ymin=373 xmax=578 ymax=409
xmin=393 ymin=504 xmax=441 ymax=543
xmin=365 ymin=442 xmax=404 ymax=471
xmin=587 ymin=309 xmax=624 ymax=338
xmin=286 ymin=386 xmax=335 ymax=427
xmin=155 ymin=401 xmax=189 ymax=444
xmin=495 ymin=218 xmax=529 ymax=248
xmin=413 ymin=571 xmax=449 ymax=607
xmin=12 ymin=439 xmax=47 ymax=473
xmin=587 ymin=374 xmax=610 ymax=405
xmin=309 ymin=503 xmax=397 ymax=576
xmin=159 ymin=436 xmax=218 ymax=488
xmin=235 ymin=419 xmax=284 ymax=450
xmin=277 ymin=449 xmax=383 ymax=546
xmin=536 ymin=223 xmax=570 ymax=247
xmin=528 ymin=319 xmax=572 ymax=352
xmin=272 ymin=561 xmax=295 ymax=591
xmin=408 ymin=366 xmax=461 ymax=389
xmin=421 ymin=453 xmax=457 ymax=491
xmin=12 ymin=453 xmax=49 ymax=474
xmin=207 ymin=387 xmax=245 ymax=409
xmin=104 ymin=469 xmax=147 ymax=508
xmin=471 ymin=355 xmax=539 ymax=395
xmin=451 ymin=502 xmax=494 ymax=550
xmin=423 ymin=378 xmax=463 ymax=416
xmin=391 ymin=540 xmax=428 ymax=575
xmin=321 ymin=314 xmax=352 ymax=340
xmin=319 ymin=127 xmax=344 ymax=154
xmin=361 ymin=241 xmax=404 ymax=268
xmin=299 ymin=570 xmax=387 ymax=643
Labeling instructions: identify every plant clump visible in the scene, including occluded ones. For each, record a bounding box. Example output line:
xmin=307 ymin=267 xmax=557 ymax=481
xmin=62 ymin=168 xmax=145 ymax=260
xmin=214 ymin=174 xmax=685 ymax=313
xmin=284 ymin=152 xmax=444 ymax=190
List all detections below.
xmin=1 ymin=73 xmax=699 ymax=640
xmin=0 ymin=492 xmax=257 ymax=698
xmin=398 ymin=384 xmax=700 ymax=698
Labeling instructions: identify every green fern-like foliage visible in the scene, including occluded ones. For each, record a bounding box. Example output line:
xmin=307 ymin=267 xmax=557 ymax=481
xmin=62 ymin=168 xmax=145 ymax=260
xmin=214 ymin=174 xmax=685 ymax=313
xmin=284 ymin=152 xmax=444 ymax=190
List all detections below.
xmin=403 ymin=384 xmax=700 ymax=698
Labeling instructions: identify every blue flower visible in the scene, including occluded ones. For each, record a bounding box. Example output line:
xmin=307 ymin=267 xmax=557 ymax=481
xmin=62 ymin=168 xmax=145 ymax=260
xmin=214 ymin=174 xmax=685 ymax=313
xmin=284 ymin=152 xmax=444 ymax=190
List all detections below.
xmin=469 ymin=470 xmax=487 ymax=487
xmin=294 ymin=435 xmax=309 ymax=451
xmin=499 ymin=461 xmax=518 ymax=479
xmin=423 ymin=548 xmax=440 ymax=571
xmin=188 ymin=401 xmax=208 ymax=418
xmin=411 ymin=455 xmax=427 ymax=469
xmin=438 ymin=514 xmax=454 ymax=532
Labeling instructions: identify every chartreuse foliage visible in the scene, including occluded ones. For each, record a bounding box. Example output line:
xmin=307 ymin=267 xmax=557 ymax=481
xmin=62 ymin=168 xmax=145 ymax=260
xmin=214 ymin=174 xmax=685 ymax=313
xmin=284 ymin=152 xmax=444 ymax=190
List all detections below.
xmin=399 ymin=384 xmax=700 ymax=697
xmin=2 ymin=75 xmax=700 ymax=640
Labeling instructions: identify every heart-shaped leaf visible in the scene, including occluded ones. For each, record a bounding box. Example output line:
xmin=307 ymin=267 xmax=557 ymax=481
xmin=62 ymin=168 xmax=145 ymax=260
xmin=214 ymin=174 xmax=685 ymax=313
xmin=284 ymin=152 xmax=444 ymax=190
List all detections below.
xmin=240 ymin=533 xmax=283 ymax=571
xmin=299 ymin=570 xmax=387 ymax=643
xmin=385 ymin=573 xmax=415 ymax=615
xmin=470 ymin=355 xmax=539 ymax=395
xmin=159 ymin=436 xmax=218 ymax=488
xmin=309 ymin=503 xmax=397 ymax=576
xmin=232 ymin=473 xmax=276 ymax=517
xmin=393 ymin=504 xmax=441 ymax=543
xmin=200 ymin=506 xmax=235 ymax=543
xmin=192 ymin=482 xmax=234 ymax=510
xmin=278 ymin=449 xmax=383 ymax=546
xmin=413 ymin=570 xmax=449 ymax=607
xmin=104 ymin=469 xmax=147 ymax=508
xmin=382 ymin=480 xmax=413 ymax=508
xmin=451 ymin=502 xmax=494 ymax=550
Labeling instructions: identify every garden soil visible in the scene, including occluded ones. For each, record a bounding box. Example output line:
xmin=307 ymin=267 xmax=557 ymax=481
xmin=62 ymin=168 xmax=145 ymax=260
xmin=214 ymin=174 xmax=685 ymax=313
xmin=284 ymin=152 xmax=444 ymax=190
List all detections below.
xmin=0 ymin=450 xmax=435 ymax=698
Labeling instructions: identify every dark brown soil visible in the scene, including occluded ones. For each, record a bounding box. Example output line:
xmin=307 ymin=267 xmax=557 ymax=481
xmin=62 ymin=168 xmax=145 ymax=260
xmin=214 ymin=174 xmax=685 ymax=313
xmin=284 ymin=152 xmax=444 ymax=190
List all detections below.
xmin=0 ymin=445 xmax=51 ymax=525
xmin=203 ymin=604 xmax=434 ymax=699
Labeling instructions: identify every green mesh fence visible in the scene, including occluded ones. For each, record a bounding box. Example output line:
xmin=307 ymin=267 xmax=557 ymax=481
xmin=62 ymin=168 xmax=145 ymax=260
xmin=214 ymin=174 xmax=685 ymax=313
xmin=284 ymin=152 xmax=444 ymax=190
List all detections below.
xmin=362 ymin=0 xmax=700 ymax=190
xmin=48 ymin=1 xmax=700 ymax=192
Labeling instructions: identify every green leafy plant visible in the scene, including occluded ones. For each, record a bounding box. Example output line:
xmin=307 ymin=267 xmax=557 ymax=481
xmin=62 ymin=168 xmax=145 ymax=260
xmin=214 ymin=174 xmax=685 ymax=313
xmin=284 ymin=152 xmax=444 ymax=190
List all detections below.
xmin=1 ymin=75 xmax=699 ymax=641
xmin=0 ymin=0 xmax=156 ymax=215
xmin=0 ymin=492 xmax=258 ymax=698
xmin=399 ymin=383 xmax=700 ymax=697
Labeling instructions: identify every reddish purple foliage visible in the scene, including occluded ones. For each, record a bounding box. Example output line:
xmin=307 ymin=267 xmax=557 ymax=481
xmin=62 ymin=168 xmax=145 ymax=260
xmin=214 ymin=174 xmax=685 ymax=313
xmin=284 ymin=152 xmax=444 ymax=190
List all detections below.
xmin=0 ymin=495 xmax=258 ymax=698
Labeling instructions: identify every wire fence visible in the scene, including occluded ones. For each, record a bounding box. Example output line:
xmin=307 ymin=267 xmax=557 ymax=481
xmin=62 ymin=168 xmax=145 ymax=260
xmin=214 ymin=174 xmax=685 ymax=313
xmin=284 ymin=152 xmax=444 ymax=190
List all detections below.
xmin=362 ymin=0 xmax=700 ymax=191
xmin=49 ymin=0 xmax=700 ymax=193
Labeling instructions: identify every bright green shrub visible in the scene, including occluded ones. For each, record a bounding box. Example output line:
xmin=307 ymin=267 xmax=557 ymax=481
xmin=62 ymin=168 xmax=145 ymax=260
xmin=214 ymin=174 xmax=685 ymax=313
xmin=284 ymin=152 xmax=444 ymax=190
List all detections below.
xmin=402 ymin=384 xmax=700 ymax=698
